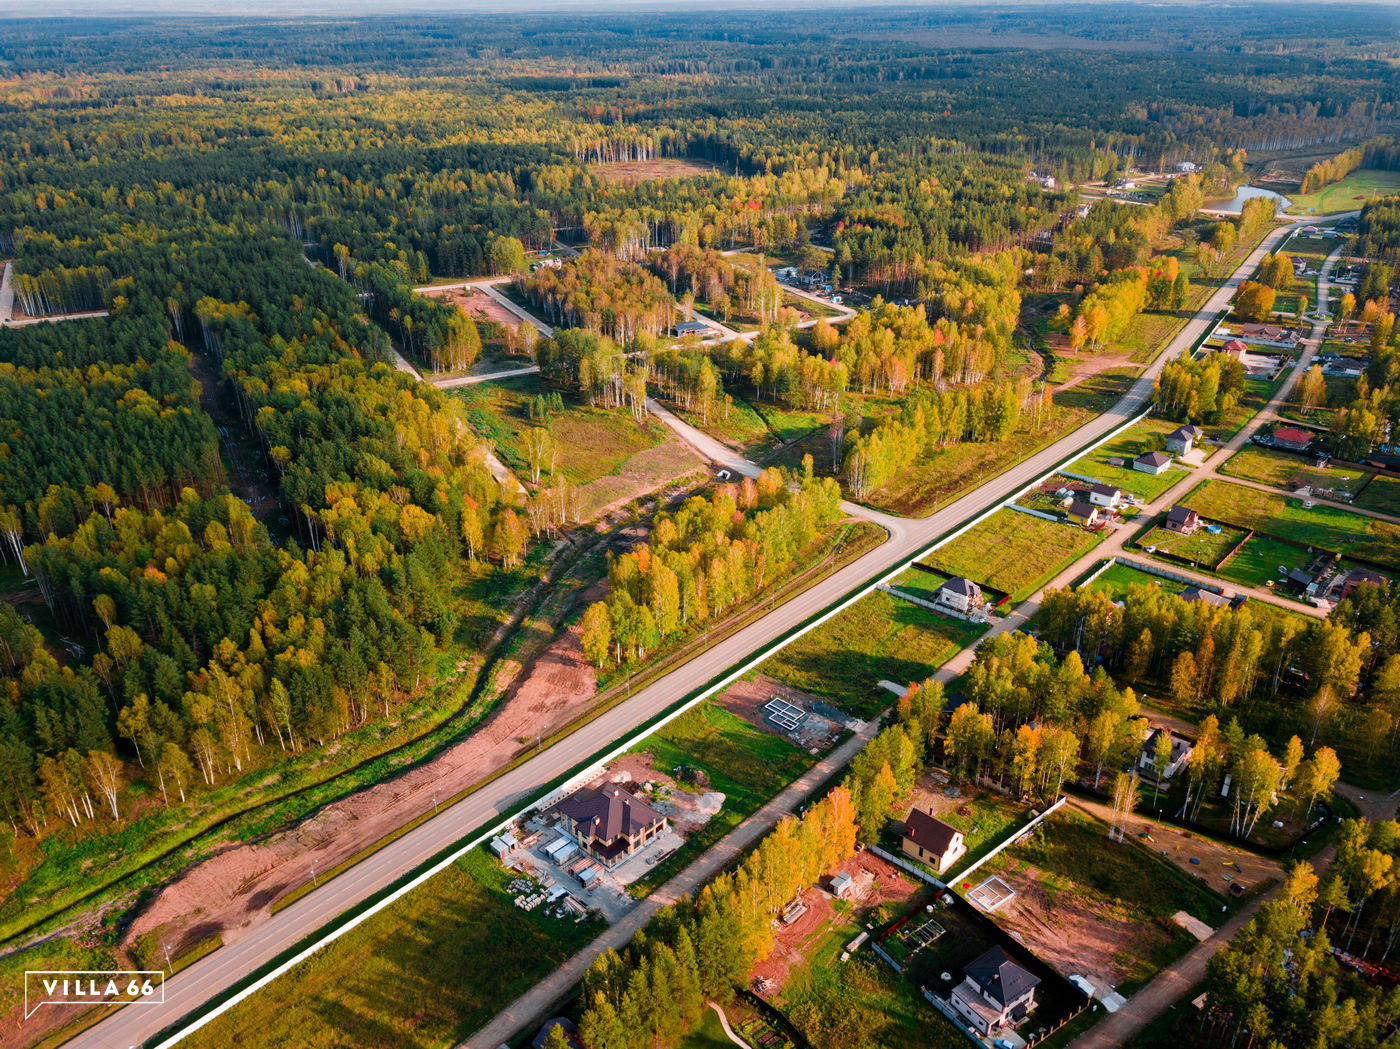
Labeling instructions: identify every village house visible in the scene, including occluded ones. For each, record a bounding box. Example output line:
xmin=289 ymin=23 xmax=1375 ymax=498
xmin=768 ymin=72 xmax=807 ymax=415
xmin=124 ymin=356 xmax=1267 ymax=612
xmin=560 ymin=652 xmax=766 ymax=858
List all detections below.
xmin=1133 ymin=451 xmax=1173 ymax=475
xmin=1340 ymin=568 xmax=1387 ymax=600
xmin=672 ymin=318 xmax=711 ymax=338
xmin=949 ymin=946 xmax=1041 ymax=1036
xmin=1138 ymin=728 xmax=1194 ymax=780
xmin=1179 ymin=586 xmax=1231 ymax=608
xmin=900 ymin=808 xmax=967 ymax=874
xmin=556 ymin=783 xmax=666 ymax=869
xmin=1163 ymin=505 xmax=1201 ymax=535
xmin=1321 ymin=357 xmax=1367 ymax=378
xmin=1269 ymin=426 xmax=1314 ymax=452
xmin=937 ymin=577 xmax=984 ymax=614
xmin=1238 ymin=323 xmax=1299 ymax=349
xmin=1067 ymin=500 xmax=1103 ymax=528
xmin=1087 ymin=482 xmax=1122 ymax=509
xmin=1166 ymin=424 xmax=1205 ymax=455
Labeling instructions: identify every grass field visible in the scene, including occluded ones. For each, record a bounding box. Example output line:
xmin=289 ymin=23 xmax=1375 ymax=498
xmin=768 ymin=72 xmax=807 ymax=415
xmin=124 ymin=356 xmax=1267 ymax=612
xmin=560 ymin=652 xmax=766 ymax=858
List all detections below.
xmin=888 ymin=566 xmax=950 ymax=605
xmin=453 ymin=372 xmax=660 ymax=485
xmin=1181 ymin=480 xmax=1400 ymax=571
xmin=626 ymin=701 xmax=814 ymax=895
xmin=677 ymin=1010 xmax=741 ymax=1049
xmin=1217 ymin=533 xmax=1308 ymax=588
xmin=922 ymin=509 xmax=1105 ymax=603
xmin=181 ymin=850 xmax=603 ymax=1049
xmin=1356 ymin=475 xmax=1400 ymax=516
xmin=1139 ymin=521 xmax=1245 ymax=568
xmin=763 ymin=590 xmax=984 ymax=716
xmin=1221 ymin=446 xmax=1369 ymax=498
xmin=1286 ymin=169 xmax=1400 ymax=215
xmin=1085 ymin=561 xmax=1169 ymax=601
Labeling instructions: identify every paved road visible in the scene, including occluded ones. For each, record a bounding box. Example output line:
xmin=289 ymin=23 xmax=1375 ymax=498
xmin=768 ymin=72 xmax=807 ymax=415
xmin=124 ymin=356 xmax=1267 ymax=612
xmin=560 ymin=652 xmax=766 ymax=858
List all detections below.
xmin=434 ymin=365 xmax=542 ymax=389
xmin=69 ymin=216 xmax=1320 ymax=1049
xmin=0 ymin=261 xmax=12 ymax=323
xmin=461 ymin=719 xmax=882 ymax=1049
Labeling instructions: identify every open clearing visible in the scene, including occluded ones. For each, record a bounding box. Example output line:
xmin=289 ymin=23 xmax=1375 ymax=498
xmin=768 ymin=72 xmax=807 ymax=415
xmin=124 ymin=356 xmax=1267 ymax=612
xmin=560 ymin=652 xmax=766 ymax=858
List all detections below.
xmin=1181 ymin=479 xmax=1400 ymax=571
xmin=762 ymin=590 xmax=985 ymax=717
xmin=1286 ymin=168 xmax=1400 ymax=214
xmin=921 ymin=508 xmax=1105 ymax=602
xmin=1355 ymin=474 xmax=1400 ymax=516
xmin=588 ymin=157 xmax=718 ymax=184
xmin=1221 ymin=446 xmax=1369 ymax=499
xmin=984 ymin=809 xmax=1223 ymax=993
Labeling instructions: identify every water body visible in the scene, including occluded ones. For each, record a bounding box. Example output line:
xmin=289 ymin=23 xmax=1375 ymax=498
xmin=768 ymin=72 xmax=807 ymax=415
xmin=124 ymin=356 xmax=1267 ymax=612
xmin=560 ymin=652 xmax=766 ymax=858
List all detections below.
xmin=1215 ymin=184 xmax=1292 ymax=214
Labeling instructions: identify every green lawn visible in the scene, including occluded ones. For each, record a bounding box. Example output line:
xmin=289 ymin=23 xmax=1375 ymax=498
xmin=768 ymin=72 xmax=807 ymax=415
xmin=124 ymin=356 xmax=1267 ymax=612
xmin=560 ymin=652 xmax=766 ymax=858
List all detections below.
xmin=1085 ymin=561 xmax=1169 ymax=601
xmin=1222 ymin=446 xmax=1369 ymax=498
xmin=1356 ymin=475 xmax=1400 ymax=517
xmin=922 ymin=509 xmax=1105 ymax=602
xmin=1139 ymin=522 xmax=1246 ymax=569
xmin=763 ymin=590 xmax=984 ymax=716
xmin=1286 ymin=169 xmax=1400 ymax=215
xmin=1217 ymin=533 xmax=1309 ymax=588
xmin=1180 ymin=480 xmax=1400 ymax=571
xmin=453 ymin=373 xmax=661 ymax=486
xmin=1070 ymin=416 xmax=1192 ymax=499
xmin=888 ymin=566 xmax=950 ymax=605
xmin=678 ymin=1010 xmax=742 ymax=1049
xmin=932 ymin=791 xmax=1029 ymax=881
xmin=181 ymin=851 xmax=604 ymax=1049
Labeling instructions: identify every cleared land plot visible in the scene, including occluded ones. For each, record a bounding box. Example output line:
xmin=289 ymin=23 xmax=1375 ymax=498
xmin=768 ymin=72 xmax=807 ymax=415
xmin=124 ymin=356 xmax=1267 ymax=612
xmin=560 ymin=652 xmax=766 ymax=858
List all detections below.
xmin=763 ymin=590 xmax=984 ymax=718
xmin=588 ymin=156 xmax=719 ymax=184
xmin=985 ymin=809 xmax=1222 ymax=992
xmin=1222 ymin=446 xmax=1369 ymax=499
xmin=922 ymin=509 xmax=1104 ymax=603
xmin=1356 ymin=474 xmax=1400 ymax=516
xmin=1286 ymin=169 xmax=1400 ymax=214
xmin=179 ymin=851 xmax=603 ymax=1049
xmin=1070 ymin=417 xmax=1193 ymax=499
xmin=1180 ymin=480 xmax=1400 ymax=571
xmin=1139 ymin=521 xmax=1246 ymax=568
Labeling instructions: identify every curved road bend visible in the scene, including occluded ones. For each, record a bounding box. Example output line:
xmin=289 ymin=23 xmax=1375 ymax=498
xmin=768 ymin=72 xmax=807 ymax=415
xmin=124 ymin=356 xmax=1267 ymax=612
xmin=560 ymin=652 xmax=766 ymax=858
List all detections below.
xmin=71 ymin=217 xmax=1319 ymax=1049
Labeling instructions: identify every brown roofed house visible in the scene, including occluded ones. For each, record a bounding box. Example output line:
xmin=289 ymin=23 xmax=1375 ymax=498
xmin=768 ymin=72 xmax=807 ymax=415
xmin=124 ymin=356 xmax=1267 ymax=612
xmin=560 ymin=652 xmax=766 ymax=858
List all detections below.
xmin=557 ymin=783 xmax=666 ymax=868
xmin=901 ymin=808 xmax=967 ymax=874
xmin=1164 ymin=505 xmax=1201 ymax=535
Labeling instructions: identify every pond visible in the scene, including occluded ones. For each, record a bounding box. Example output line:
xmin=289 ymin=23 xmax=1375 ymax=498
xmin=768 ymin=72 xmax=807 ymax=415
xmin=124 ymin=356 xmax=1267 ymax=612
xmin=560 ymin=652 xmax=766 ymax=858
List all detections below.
xmin=1214 ymin=184 xmax=1292 ymax=214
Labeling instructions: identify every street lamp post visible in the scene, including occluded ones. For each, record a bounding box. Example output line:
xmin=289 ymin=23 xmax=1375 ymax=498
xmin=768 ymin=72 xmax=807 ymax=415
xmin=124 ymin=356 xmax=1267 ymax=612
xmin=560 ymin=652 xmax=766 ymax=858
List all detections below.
xmin=163 ymin=942 xmax=172 ymax=975
xmin=310 ymin=859 xmax=318 ymax=888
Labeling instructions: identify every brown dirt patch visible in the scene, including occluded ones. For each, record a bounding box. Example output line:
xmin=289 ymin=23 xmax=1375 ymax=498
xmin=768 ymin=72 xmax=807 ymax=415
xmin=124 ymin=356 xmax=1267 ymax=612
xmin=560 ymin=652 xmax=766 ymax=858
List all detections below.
xmin=587 ymin=158 xmax=718 ymax=185
xmin=1054 ymin=351 xmax=1138 ymax=393
xmin=750 ymin=850 xmax=922 ymax=995
xmin=988 ymin=863 xmax=1161 ymax=986
xmin=422 ymin=285 xmax=521 ymax=331
xmin=575 ymin=437 xmax=707 ymax=519
xmin=122 ymin=606 xmax=602 ymax=955
xmin=714 ymin=675 xmax=845 ymax=753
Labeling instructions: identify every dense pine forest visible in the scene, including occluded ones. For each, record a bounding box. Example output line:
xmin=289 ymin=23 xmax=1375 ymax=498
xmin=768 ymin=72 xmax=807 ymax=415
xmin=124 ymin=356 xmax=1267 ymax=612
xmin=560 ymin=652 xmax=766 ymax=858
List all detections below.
xmin=0 ymin=9 xmax=1398 ymax=1032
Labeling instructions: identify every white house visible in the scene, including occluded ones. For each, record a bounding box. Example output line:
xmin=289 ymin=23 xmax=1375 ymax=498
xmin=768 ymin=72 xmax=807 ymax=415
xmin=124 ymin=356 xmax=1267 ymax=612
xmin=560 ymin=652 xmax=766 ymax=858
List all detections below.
xmin=950 ymin=947 xmax=1040 ymax=1035
xmin=1134 ymin=452 xmax=1173 ymax=476
xmin=1138 ymin=729 xmax=1193 ymax=781
xmin=1166 ymin=425 xmax=1205 ymax=455
xmin=1087 ymin=483 xmax=1122 ymax=509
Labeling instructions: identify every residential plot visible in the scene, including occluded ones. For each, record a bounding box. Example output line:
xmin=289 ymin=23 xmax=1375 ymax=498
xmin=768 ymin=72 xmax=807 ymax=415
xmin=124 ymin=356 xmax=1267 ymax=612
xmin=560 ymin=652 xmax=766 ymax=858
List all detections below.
xmin=1084 ymin=560 xmax=1170 ymax=601
xmin=763 ymin=590 xmax=985 ymax=717
xmin=1221 ymin=446 xmax=1369 ymax=500
xmin=921 ymin=508 xmax=1106 ymax=603
xmin=1181 ymin=480 xmax=1400 ymax=571
xmin=1139 ymin=520 xmax=1246 ymax=569
xmin=1355 ymin=474 xmax=1400 ymax=516
xmin=984 ymin=808 xmax=1224 ymax=993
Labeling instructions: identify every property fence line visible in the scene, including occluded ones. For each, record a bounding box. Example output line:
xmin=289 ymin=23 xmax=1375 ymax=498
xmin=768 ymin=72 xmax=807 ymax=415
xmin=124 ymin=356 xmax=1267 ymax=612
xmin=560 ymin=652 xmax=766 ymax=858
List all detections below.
xmin=1007 ymin=503 xmax=1062 ymax=523
xmin=1059 ymin=470 xmax=1104 ymax=486
xmin=870 ymin=941 xmax=903 ymax=974
xmin=1075 ymin=558 xmax=1119 ymax=591
xmin=875 ymin=584 xmax=987 ymax=624
xmin=865 ymin=843 xmax=947 ymax=889
xmin=950 ymin=796 xmax=1068 ymax=889
xmin=1116 ymin=557 xmax=1225 ymax=593
xmin=922 ymin=989 xmax=984 ymax=1048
